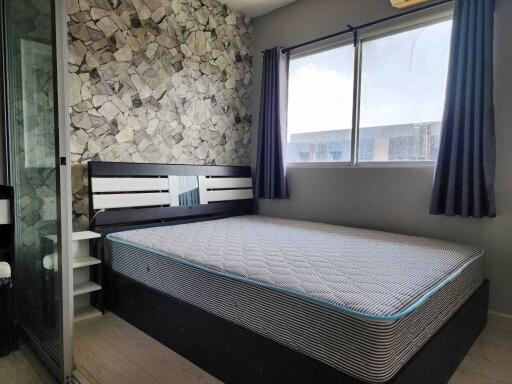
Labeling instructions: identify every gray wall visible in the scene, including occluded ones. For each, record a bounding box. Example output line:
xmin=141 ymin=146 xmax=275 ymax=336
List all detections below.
xmin=251 ymin=0 xmax=512 ymax=316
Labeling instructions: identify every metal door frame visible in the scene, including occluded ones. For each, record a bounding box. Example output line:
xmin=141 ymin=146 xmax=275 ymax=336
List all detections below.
xmin=54 ymin=0 xmax=74 ymax=382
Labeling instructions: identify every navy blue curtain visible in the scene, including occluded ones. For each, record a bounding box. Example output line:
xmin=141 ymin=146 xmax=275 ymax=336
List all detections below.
xmin=430 ymin=0 xmax=496 ymax=218
xmin=255 ymin=47 xmax=289 ymax=199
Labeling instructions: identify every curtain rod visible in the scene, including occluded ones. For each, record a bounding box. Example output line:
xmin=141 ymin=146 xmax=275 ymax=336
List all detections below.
xmin=262 ymin=0 xmax=454 ymax=54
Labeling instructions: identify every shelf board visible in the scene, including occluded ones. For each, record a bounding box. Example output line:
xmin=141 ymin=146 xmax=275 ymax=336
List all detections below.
xmin=73 ymin=281 xmax=102 ymax=296
xmin=74 ymin=306 xmax=102 ymax=322
xmin=46 ymin=231 xmax=101 ymax=243
xmin=72 ymin=231 xmax=101 ymax=241
xmin=73 ymin=256 xmax=101 ymax=269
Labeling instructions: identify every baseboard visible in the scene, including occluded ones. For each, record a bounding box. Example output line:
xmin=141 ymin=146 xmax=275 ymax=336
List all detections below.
xmin=488 ymin=310 xmax=512 ymax=320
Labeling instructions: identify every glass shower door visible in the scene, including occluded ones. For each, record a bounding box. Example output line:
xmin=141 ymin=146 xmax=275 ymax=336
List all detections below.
xmin=3 ymin=0 xmax=73 ymax=382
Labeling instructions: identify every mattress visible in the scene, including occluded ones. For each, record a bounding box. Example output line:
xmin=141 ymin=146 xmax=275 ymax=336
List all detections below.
xmin=105 ymin=215 xmax=484 ymax=383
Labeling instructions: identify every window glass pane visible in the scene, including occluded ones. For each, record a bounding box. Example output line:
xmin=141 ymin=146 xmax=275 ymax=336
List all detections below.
xmin=358 ymin=20 xmax=452 ymax=162
xmin=287 ymin=45 xmax=355 ymax=162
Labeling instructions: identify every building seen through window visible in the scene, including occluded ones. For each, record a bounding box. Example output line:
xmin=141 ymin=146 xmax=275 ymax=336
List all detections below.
xmin=288 ymin=122 xmax=441 ymax=162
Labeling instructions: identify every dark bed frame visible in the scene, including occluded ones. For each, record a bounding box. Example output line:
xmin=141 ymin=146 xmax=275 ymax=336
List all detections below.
xmin=88 ymin=161 xmax=489 ymax=384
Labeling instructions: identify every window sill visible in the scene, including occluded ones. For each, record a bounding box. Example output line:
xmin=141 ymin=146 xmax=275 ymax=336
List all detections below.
xmin=286 ymin=161 xmax=437 ymax=169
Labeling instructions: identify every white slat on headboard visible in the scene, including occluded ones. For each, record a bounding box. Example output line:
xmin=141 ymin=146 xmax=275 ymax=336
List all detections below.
xmin=93 ymin=193 xmax=170 ymax=209
xmin=203 ymin=189 xmax=254 ymax=203
xmin=205 ymin=177 xmax=252 ymax=190
xmin=91 ymin=177 xmax=169 ymax=193
xmin=0 ymin=199 xmax=10 ymax=225
xmin=198 ymin=176 xmax=253 ymax=204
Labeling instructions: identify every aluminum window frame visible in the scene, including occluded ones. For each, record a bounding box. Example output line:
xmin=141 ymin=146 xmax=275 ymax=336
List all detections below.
xmin=286 ymin=5 xmax=453 ymax=169
xmin=287 ymin=35 xmax=356 ymax=167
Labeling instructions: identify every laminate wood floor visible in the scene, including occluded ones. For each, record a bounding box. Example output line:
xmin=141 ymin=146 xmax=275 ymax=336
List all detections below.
xmin=74 ymin=312 xmax=220 ymax=384
xmin=0 ymin=344 xmax=56 ymax=384
xmin=448 ymin=313 xmax=512 ymax=384
xmin=73 ymin=312 xmax=511 ymax=384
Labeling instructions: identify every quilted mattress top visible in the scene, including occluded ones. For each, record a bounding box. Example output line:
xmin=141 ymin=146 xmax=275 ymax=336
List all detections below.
xmin=108 ymin=215 xmax=483 ymax=320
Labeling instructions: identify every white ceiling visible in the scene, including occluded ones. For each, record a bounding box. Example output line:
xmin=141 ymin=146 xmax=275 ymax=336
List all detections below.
xmin=219 ymin=0 xmax=298 ymax=17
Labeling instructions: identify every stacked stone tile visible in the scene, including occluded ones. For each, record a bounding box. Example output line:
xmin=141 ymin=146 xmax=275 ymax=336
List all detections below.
xmin=67 ymin=0 xmax=253 ymax=229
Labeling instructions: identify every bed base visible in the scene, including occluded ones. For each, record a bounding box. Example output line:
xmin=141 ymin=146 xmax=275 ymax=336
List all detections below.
xmin=89 ymin=162 xmax=488 ymax=383
xmin=104 ymin=267 xmax=488 ymax=384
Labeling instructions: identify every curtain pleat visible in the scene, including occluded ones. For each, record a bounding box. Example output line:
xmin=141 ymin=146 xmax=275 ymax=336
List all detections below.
xmin=255 ymin=48 xmax=289 ymax=199
xmin=430 ymin=0 xmax=495 ymax=218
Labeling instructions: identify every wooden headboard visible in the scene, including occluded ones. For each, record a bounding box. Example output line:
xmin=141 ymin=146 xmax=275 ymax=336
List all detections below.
xmin=88 ymin=162 xmax=253 ymax=233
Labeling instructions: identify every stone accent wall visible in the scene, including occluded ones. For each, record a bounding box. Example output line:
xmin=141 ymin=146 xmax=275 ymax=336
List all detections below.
xmin=67 ymin=0 xmax=253 ymax=229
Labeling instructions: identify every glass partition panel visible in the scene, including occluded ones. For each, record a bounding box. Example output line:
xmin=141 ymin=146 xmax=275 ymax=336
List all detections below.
xmin=4 ymin=0 xmax=70 ymax=379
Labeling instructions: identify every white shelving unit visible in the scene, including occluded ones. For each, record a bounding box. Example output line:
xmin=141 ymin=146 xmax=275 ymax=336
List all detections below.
xmin=71 ymin=231 xmax=102 ymax=322
xmin=44 ymin=231 xmax=103 ymax=322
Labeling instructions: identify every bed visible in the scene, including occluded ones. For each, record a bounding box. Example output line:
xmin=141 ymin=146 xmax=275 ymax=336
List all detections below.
xmin=88 ymin=161 xmax=488 ymax=384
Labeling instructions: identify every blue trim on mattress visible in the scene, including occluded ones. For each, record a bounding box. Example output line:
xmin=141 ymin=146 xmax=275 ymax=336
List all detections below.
xmin=106 ymin=233 xmax=484 ymax=321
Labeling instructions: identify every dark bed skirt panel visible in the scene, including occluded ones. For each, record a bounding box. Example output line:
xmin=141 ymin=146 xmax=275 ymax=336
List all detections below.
xmin=105 ymin=267 xmax=488 ymax=384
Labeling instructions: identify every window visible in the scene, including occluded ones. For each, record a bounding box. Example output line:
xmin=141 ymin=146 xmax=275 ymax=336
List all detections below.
xmin=287 ymin=17 xmax=452 ymax=165
xmin=358 ymin=20 xmax=451 ymax=162
xmin=287 ymin=45 xmax=355 ymax=163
